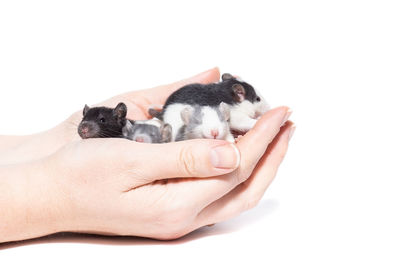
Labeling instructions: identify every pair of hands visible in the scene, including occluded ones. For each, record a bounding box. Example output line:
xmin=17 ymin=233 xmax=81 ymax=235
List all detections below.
xmin=0 ymin=68 xmax=294 ymax=242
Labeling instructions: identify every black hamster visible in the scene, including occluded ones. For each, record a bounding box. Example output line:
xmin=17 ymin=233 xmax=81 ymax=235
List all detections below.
xmin=78 ymin=102 xmax=127 ymax=139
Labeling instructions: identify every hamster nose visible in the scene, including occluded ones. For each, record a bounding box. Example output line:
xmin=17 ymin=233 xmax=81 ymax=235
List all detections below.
xmin=211 ymin=129 xmax=219 ymax=139
xmin=78 ymin=125 xmax=91 ymax=138
xmin=135 ymin=137 xmax=144 ymax=142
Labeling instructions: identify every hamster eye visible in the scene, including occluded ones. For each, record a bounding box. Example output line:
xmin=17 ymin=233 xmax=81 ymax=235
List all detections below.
xmin=99 ymin=118 xmax=106 ymax=123
xmin=256 ymin=96 xmax=261 ymax=102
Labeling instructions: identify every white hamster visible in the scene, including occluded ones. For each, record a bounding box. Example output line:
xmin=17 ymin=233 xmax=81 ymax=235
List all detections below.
xmin=175 ymin=102 xmax=235 ymax=143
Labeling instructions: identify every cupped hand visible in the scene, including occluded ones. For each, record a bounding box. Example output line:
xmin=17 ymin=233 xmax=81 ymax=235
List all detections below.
xmin=0 ymin=68 xmax=221 ymax=165
xmin=63 ymin=68 xmax=222 ymax=143
xmin=46 ymin=106 xmax=294 ymax=240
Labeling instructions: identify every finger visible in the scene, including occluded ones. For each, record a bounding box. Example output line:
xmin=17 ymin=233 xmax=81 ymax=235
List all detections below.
xmin=195 ymin=121 xmax=295 ymax=226
xmin=118 ymin=138 xmax=240 ymax=183
xmin=235 ymin=107 xmax=292 ymax=178
xmin=152 ymin=107 xmax=291 ymax=212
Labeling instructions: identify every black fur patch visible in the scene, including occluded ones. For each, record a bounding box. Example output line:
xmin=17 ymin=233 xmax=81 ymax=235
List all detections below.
xmin=161 ymin=78 xmax=259 ymax=119
xmin=78 ymin=105 xmax=128 ymax=139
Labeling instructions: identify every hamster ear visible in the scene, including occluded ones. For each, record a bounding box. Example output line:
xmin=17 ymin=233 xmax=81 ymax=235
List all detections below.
xmin=180 ymin=106 xmax=193 ymax=125
xmin=113 ymin=102 xmax=127 ymax=118
xmin=148 ymin=108 xmax=161 ymax=119
xmin=222 ymin=73 xmax=234 ymax=81
xmin=83 ymin=104 xmax=90 ymax=116
xmin=232 ymin=84 xmax=246 ymax=102
xmin=219 ymin=102 xmax=231 ymax=121
xmin=161 ymin=123 xmax=172 ymax=143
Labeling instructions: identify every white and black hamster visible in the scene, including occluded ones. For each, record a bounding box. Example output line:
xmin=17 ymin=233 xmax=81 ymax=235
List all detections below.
xmin=153 ymin=73 xmax=269 ymax=141
xmin=175 ymin=102 xmax=235 ymax=143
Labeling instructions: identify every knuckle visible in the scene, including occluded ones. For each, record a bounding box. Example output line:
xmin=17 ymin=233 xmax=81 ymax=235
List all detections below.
xmin=178 ymin=146 xmax=197 ymax=176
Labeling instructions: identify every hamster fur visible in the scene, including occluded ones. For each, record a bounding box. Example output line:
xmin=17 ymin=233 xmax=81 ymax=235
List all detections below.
xmin=160 ymin=73 xmax=269 ymax=141
xmin=78 ymin=102 xmax=127 ymax=139
xmin=123 ymin=118 xmax=172 ymax=143
xmin=175 ymin=103 xmax=235 ymax=143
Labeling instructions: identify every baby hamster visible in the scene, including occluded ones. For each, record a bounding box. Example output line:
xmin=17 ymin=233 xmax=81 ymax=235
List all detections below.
xmin=78 ymin=102 xmax=127 ymax=139
xmin=158 ymin=73 xmax=269 ymax=141
xmin=175 ymin=102 xmax=235 ymax=143
xmin=123 ymin=118 xmax=172 ymax=143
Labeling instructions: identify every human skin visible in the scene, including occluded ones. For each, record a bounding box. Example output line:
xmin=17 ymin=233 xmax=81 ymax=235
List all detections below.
xmin=0 ymin=68 xmax=295 ymax=242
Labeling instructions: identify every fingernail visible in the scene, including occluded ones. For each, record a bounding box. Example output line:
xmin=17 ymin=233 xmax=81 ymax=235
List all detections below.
xmin=281 ymin=108 xmax=293 ymax=126
xmin=288 ymin=125 xmax=296 ymax=141
xmin=210 ymin=143 xmax=241 ymax=169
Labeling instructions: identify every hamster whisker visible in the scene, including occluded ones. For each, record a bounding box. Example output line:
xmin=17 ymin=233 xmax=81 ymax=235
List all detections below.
xmin=98 ymin=132 xmax=123 ymax=138
xmin=96 ymin=133 xmax=107 ymax=138
xmin=106 ymin=129 xmax=124 ymax=135
xmin=99 ymin=133 xmax=114 ymax=138
xmin=96 ymin=132 xmax=113 ymax=138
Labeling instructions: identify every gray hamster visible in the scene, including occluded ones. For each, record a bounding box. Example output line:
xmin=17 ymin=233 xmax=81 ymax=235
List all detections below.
xmin=123 ymin=118 xmax=172 ymax=143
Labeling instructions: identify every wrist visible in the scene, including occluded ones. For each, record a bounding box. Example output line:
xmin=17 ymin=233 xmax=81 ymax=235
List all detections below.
xmin=0 ymin=117 xmax=79 ymax=165
xmin=0 ymin=159 xmax=69 ymax=243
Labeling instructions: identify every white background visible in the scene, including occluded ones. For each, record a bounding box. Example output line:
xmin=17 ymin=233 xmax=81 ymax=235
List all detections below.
xmin=1 ymin=0 xmax=399 ymax=266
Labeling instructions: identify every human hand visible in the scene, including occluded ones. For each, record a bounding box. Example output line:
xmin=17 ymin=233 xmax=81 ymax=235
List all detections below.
xmin=0 ymin=68 xmax=295 ymax=243
xmin=63 ymin=68 xmax=221 ymax=142
xmin=0 ymin=68 xmax=220 ymax=164
xmin=33 ymin=106 xmax=294 ymax=241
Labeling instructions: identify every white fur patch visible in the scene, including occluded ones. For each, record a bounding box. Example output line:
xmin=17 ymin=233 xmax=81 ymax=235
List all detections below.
xmin=231 ymin=100 xmax=257 ymax=118
xmin=163 ymin=103 xmax=191 ymax=141
xmin=254 ymin=89 xmax=270 ymax=117
xmin=199 ymin=106 xmax=229 ymax=139
xmin=229 ymin=100 xmax=259 ymax=132
xmin=228 ymin=90 xmax=270 ymax=132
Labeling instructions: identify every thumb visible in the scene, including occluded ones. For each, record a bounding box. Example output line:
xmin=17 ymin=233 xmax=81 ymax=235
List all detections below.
xmin=126 ymin=139 xmax=240 ymax=180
